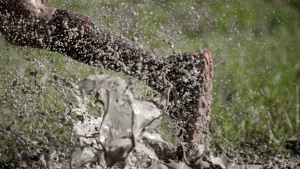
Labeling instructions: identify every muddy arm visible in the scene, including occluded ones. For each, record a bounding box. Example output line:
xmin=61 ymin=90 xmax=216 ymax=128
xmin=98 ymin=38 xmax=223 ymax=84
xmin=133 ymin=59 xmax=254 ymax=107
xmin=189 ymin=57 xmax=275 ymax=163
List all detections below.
xmin=0 ymin=0 xmax=213 ymax=163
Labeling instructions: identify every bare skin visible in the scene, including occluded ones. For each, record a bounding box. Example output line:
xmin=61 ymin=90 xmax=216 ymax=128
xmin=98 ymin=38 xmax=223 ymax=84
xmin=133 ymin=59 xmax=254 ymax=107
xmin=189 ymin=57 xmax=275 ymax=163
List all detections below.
xmin=21 ymin=0 xmax=56 ymax=20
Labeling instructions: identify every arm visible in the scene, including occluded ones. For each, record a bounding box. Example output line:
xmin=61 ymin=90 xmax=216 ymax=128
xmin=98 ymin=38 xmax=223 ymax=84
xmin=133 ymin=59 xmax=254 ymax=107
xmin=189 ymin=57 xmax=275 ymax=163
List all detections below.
xmin=0 ymin=0 xmax=213 ymax=163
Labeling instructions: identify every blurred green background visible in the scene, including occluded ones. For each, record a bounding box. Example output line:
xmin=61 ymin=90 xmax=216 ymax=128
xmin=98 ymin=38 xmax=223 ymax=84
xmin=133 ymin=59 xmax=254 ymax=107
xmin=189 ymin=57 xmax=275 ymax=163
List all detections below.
xmin=1 ymin=0 xmax=300 ymax=160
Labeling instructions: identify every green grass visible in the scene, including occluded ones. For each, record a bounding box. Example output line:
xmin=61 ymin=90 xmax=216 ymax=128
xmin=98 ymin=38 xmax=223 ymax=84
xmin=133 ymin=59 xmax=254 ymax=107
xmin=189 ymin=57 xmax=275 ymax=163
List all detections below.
xmin=1 ymin=0 xmax=300 ymax=162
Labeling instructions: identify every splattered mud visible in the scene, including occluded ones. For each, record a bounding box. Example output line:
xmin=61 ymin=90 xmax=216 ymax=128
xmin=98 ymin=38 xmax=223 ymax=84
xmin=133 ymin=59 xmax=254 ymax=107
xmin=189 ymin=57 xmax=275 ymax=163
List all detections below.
xmin=51 ymin=75 xmax=300 ymax=169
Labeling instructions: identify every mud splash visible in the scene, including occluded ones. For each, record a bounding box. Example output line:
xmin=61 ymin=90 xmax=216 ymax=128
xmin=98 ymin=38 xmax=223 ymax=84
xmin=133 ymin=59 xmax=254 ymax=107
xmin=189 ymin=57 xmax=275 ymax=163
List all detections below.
xmin=47 ymin=74 xmax=228 ymax=168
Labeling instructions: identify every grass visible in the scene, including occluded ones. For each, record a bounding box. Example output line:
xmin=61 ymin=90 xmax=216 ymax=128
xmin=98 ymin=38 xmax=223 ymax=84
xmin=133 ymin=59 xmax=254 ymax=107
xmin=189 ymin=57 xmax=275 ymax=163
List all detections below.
xmin=1 ymin=0 xmax=300 ymax=163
